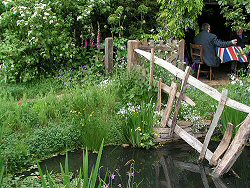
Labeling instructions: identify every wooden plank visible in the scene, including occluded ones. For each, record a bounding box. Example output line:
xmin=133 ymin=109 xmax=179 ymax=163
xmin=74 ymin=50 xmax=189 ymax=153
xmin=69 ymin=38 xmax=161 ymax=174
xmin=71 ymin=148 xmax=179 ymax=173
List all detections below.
xmin=134 ymin=49 xmax=250 ymax=113
xmin=139 ymin=46 xmax=175 ymax=52
xmin=210 ymin=123 xmax=234 ymax=166
xmin=199 ymin=89 xmax=228 ymax=162
xmin=212 ymin=114 xmax=250 ymax=177
xmin=149 ymin=48 xmax=155 ymax=86
xmin=105 ymin=37 xmax=114 ymax=74
xmin=167 ymin=119 xmax=214 ymax=161
xmin=161 ymin=82 xmax=178 ymax=128
xmin=169 ymin=67 xmax=192 ymax=136
xmin=156 ymin=78 xmax=162 ymax=112
xmin=161 ymin=82 xmax=195 ymax=106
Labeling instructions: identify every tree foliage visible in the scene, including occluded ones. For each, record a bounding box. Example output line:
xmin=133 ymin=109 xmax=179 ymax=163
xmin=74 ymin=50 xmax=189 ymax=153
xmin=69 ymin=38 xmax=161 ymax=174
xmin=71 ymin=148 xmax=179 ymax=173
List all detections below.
xmin=157 ymin=0 xmax=204 ymax=39
xmin=216 ymin=0 xmax=250 ymax=31
xmin=0 ymin=0 xmax=105 ymax=82
xmin=0 ymin=0 xmax=159 ymax=83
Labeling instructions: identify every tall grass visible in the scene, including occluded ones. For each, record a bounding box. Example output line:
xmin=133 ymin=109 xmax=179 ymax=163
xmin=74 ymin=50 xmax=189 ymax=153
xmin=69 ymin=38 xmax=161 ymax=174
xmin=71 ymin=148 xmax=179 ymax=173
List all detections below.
xmin=221 ymin=107 xmax=247 ymax=135
xmin=0 ymin=126 xmax=4 ymax=188
xmin=0 ymin=77 xmax=124 ymax=172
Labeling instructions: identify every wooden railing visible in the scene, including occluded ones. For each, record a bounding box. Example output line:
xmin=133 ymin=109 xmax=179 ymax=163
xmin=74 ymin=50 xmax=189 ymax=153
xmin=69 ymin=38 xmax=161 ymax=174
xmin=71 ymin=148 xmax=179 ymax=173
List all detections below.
xmin=127 ymin=40 xmax=250 ymax=177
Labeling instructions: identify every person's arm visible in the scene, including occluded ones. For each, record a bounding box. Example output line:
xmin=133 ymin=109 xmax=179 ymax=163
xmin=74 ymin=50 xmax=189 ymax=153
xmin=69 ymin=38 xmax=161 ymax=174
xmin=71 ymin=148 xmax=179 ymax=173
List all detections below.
xmin=210 ymin=34 xmax=235 ymax=47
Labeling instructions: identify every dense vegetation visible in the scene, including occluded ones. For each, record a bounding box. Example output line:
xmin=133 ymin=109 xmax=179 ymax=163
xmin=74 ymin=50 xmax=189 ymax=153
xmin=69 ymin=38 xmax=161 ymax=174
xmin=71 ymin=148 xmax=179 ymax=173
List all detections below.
xmin=0 ymin=0 xmax=250 ymax=187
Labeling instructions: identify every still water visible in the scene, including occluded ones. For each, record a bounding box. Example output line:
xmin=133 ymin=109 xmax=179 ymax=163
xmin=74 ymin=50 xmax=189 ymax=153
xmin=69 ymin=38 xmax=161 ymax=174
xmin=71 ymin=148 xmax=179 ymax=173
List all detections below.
xmin=41 ymin=142 xmax=250 ymax=188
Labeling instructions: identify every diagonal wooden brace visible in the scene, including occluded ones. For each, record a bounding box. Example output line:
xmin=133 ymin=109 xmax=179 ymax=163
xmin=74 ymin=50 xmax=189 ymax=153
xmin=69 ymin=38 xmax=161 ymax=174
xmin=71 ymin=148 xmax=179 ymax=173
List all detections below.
xmin=169 ymin=66 xmax=192 ymax=136
xmin=198 ymin=89 xmax=228 ymax=162
xmin=161 ymin=82 xmax=178 ymax=128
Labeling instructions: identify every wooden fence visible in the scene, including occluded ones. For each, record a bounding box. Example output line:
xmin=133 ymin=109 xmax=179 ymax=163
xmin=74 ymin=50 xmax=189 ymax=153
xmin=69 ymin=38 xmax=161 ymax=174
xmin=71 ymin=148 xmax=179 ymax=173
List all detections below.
xmin=127 ymin=40 xmax=250 ymax=177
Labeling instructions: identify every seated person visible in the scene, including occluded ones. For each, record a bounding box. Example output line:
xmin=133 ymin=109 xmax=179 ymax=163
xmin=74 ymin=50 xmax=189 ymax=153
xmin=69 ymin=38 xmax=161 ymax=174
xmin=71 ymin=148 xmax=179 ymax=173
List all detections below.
xmin=193 ymin=23 xmax=237 ymax=69
xmin=231 ymin=28 xmax=249 ymax=74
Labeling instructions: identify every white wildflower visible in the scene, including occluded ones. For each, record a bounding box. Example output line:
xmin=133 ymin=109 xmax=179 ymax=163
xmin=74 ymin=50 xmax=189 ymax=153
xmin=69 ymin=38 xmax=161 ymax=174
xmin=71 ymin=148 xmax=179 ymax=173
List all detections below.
xmin=77 ymin=16 xmax=83 ymax=21
xmin=44 ymin=12 xmax=50 ymax=16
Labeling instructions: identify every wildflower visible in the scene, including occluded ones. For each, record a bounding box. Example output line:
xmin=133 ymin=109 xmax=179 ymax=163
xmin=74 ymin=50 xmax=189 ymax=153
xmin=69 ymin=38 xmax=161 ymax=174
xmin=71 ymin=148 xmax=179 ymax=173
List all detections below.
xmin=135 ymin=127 xmax=141 ymax=132
xmin=77 ymin=16 xmax=83 ymax=21
xmin=231 ymin=80 xmax=236 ymax=85
xmin=18 ymin=100 xmax=23 ymax=107
xmin=84 ymin=39 xmax=89 ymax=48
xmin=44 ymin=12 xmax=49 ymax=16
xmin=111 ymin=173 xmax=115 ymax=180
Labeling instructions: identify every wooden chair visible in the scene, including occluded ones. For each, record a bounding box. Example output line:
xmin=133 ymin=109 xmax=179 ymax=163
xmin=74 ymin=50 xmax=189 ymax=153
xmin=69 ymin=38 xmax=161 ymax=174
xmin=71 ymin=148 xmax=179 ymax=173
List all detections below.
xmin=190 ymin=44 xmax=213 ymax=80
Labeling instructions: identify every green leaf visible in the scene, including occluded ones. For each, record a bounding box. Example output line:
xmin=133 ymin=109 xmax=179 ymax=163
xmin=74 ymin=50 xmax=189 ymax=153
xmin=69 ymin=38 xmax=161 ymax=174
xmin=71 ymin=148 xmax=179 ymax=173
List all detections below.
xmin=90 ymin=139 xmax=104 ymax=188
xmin=83 ymin=149 xmax=89 ymax=188
xmin=37 ymin=163 xmax=48 ymax=188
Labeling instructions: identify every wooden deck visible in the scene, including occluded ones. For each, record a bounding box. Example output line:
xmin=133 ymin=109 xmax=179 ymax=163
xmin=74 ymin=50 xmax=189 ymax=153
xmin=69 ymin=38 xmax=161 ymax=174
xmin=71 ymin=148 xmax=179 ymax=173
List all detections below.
xmin=154 ymin=120 xmax=211 ymax=143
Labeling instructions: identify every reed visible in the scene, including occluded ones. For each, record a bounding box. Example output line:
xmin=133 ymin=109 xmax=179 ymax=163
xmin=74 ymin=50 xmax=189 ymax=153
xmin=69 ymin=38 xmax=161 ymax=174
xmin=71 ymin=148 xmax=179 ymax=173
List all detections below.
xmin=38 ymin=140 xmax=104 ymax=187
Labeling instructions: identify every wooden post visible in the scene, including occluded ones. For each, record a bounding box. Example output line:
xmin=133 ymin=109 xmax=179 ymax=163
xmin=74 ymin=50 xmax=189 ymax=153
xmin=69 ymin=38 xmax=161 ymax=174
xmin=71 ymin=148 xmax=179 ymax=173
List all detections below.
xmin=178 ymin=39 xmax=185 ymax=70
xmin=212 ymin=114 xmax=250 ymax=177
xmin=161 ymin=82 xmax=178 ymax=128
xmin=105 ymin=37 xmax=114 ymax=74
xmin=127 ymin=40 xmax=140 ymax=71
xmin=149 ymin=48 xmax=155 ymax=86
xmin=210 ymin=123 xmax=234 ymax=166
xmin=169 ymin=66 xmax=192 ymax=136
xmin=157 ymin=78 xmax=162 ymax=112
xmin=149 ymin=40 xmax=154 ymax=47
xmin=159 ymin=40 xmax=164 ymax=59
xmin=199 ymin=89 xmax=228 ymax=162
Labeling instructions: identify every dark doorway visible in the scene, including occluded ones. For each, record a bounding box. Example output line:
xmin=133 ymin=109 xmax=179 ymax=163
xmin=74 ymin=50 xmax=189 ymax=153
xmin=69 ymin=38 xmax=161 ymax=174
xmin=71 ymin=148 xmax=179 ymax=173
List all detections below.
xmin=198 ymin=4 xmax=231 ymax=41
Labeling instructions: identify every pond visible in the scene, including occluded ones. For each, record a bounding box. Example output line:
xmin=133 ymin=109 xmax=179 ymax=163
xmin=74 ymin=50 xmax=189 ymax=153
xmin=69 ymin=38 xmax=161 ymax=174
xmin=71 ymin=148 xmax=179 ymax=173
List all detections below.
xmin=40 ymin=141 xmax=250 ymax=188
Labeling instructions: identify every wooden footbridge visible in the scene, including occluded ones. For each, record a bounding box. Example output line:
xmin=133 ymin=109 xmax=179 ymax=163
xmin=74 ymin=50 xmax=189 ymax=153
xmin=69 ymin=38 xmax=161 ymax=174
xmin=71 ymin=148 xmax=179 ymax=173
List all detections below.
xmin=126 ymin=39 xmax=250 ymax=177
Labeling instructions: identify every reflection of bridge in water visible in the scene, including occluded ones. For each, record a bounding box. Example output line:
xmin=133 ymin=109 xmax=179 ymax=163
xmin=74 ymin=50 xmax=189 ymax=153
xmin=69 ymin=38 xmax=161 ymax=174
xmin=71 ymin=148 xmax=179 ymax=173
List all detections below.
xmin=155 ymin=155 xmax=227 ymax=188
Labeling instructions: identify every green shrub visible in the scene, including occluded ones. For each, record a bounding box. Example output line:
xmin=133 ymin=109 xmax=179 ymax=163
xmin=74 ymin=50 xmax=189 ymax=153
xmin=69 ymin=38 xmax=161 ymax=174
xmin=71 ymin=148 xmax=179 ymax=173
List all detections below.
xmin=28 ymin=125 xmax=82 ymax=160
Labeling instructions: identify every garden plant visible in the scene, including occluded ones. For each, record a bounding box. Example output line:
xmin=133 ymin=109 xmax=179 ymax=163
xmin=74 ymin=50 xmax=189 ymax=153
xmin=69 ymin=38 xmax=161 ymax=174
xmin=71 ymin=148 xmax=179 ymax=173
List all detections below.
xmin=0 ymin=0 xmax=250 ymax=186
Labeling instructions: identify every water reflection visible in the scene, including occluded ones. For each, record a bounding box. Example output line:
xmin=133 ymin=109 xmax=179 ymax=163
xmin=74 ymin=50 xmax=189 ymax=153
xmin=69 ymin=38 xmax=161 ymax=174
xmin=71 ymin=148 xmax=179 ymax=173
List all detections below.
xmin=41 ymin=142 xmax=250 ymax=188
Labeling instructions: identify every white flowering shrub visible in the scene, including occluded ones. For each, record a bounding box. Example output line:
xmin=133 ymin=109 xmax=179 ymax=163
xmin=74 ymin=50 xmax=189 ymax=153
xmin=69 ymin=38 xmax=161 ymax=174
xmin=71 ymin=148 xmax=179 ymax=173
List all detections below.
xmin=0 ymin=0 xmax=106 ymax=82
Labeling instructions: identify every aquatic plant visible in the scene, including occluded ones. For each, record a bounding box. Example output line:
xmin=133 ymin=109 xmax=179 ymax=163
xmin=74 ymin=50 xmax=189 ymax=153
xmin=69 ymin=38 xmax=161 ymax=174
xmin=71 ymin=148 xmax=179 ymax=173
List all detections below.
xmin=38 ymin=140 xmax=104 ymax=188
xmin=118 ymin=101 xmax=157 ymax=149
